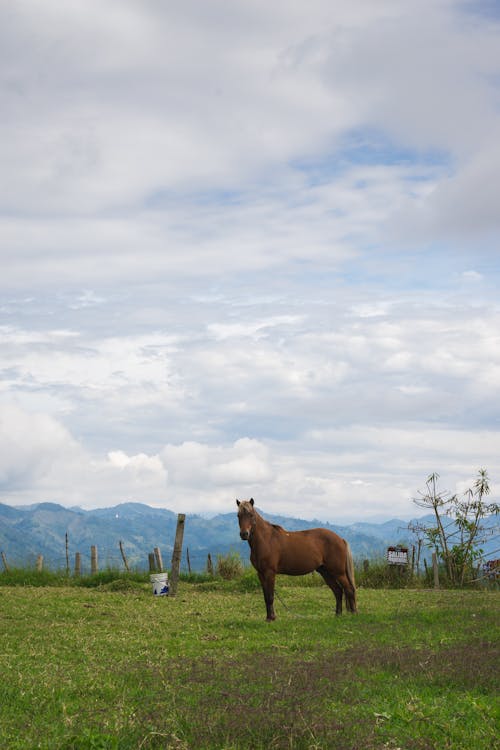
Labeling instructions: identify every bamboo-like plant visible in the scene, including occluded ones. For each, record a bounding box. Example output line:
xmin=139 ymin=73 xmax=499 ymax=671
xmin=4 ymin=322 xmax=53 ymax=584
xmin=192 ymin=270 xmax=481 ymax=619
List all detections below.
xmin=410 ymin=469 xmax=498 ymax=585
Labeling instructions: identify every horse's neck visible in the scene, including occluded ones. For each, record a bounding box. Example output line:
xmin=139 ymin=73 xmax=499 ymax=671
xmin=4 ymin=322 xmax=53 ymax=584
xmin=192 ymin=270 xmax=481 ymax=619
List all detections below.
xmin=250 ymin=513 xmax=273 ymax=549
xmin=255 ymin=511 xmax=271 ymax=532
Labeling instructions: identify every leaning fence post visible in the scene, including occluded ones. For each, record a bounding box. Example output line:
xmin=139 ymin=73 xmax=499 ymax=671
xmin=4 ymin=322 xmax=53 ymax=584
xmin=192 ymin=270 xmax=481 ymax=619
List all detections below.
xmin=119 ymin=540 xmax=130 ymax=572
xmin=148 ymin=552 xmax=156 ymax=572
xmin=432 ymin=552 xmax=439 ymax=589
xmin=74 ymin=552 xmax=81 ymax=577
xmin=1 ymin=551 xmax=10 ymax=572
xmin=169 ymin=513 xmax=186 ymax=597
xmin=91 ymin=545 xmax=98 ymax=575
xmin=154 ymin=547 xmax=163 ymax=573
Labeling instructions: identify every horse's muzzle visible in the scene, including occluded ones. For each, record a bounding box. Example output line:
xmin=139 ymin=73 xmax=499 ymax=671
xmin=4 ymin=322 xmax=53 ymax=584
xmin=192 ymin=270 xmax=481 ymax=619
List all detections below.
xmin=240 ymin=530 xmax=250 ymax=541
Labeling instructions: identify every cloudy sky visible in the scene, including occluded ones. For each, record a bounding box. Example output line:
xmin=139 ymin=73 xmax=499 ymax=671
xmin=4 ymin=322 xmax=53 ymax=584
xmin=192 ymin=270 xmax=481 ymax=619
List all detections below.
xmin=1 ymin=0 xmax=499 ymax=523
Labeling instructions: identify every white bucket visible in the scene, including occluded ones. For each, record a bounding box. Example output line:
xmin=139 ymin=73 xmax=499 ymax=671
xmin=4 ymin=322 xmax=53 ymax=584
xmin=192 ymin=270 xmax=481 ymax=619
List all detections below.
xmin=150 ymin=572 xmax=169 ymax=596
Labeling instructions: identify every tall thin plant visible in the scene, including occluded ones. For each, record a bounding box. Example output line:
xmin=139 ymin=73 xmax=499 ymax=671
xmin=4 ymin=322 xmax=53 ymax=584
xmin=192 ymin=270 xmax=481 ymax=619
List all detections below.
xmin=410 ymin=469 xmax=498 ymax=585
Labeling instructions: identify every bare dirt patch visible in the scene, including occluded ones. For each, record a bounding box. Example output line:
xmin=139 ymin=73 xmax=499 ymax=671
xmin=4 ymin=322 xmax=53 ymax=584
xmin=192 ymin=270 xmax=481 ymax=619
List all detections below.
xmin=135 ymin=640 xmax=498 ymax=749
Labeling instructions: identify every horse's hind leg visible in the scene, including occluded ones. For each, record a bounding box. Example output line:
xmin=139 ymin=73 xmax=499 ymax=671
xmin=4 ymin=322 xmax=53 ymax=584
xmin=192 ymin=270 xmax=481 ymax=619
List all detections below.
xmin=317 ymin=566 xmax=343 ymax=615
xmin=336 ymin=572 xmax=357 ymax=613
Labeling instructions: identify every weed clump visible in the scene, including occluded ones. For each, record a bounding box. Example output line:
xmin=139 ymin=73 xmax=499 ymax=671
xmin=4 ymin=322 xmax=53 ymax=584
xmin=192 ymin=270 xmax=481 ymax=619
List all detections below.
xmin=215 ymin=551 xmax=244 ymax=580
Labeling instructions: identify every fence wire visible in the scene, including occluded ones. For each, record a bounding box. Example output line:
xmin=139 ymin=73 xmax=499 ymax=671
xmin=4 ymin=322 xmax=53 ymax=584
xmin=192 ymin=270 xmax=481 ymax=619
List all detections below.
xmin=1 ymin=545 xmax=241 ymax=575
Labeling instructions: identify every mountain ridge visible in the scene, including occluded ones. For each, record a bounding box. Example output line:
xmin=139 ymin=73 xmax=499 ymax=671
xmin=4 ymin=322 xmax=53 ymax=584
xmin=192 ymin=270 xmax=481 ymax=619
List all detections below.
xmin=1 ymin=501 xmax=497 ymax=573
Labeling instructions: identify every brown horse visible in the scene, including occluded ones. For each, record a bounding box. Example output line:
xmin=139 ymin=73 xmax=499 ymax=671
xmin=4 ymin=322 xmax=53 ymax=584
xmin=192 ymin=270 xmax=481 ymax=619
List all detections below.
xmin=237 ymin=498 xmax=357 ymax=621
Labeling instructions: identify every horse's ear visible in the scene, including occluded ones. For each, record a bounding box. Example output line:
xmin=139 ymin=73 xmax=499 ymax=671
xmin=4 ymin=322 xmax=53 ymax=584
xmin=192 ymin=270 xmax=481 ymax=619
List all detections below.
xmin=236 ymin=499 xmax=240 ymax=506
xmin=250 ymin=498 xmax=254 ymax=506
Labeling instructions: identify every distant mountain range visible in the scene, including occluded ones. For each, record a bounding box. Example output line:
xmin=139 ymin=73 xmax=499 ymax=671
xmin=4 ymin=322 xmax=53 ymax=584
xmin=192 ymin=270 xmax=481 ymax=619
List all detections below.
xmin=0 ymin=501 xmax=498 ymax=573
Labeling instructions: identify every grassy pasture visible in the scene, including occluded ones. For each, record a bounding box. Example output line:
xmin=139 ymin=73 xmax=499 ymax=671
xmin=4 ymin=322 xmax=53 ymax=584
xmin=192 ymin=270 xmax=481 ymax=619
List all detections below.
xmin=0 ymin=578 xmax=498 ymax=749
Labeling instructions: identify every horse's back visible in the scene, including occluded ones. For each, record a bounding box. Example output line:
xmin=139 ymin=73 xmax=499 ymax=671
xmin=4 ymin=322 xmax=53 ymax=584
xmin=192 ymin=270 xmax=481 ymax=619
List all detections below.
xmin=273 ymin=526 xmax=347 ymax=575
xmin=298 ymin=527 xmax=346 ymax=549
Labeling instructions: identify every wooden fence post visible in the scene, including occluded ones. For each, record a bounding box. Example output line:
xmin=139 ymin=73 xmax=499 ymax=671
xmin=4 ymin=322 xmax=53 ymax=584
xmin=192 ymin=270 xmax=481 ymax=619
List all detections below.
xmin=169 ymin=513 xmax=186 ymax=597
xmin=1 ymin=551 xmax=9 ymax=572
xmin=432 ymin=552 xmax=439 ymax=589
xmin=186 ymin=548 xmax=192 ymax=575
xmin=74 ymin=552 xmax=81 ymax=577
xmin=154 ymin=547 xmax=163 ymax=573
xmin=36 ymin=554 xmax=43 ymax=572
xmin=119 ymin=540 xmax=130 ymax=572
xmin=207 ymin=553 xmax=214 ymax=576
xmin=65 ymin=532 xmax=70 ymax=575
xmin=91 ymin=545 xmax=98 ymax=575
xmin=148 ymin=552 xmax=156 ymax=572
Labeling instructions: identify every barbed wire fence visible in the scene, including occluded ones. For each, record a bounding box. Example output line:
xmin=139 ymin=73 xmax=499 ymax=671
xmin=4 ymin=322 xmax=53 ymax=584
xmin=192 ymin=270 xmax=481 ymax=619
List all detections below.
xmin=2 ymin=520 xmax=498 ymax=580
xmin=0 ymin=542 xmax=246 ymax=576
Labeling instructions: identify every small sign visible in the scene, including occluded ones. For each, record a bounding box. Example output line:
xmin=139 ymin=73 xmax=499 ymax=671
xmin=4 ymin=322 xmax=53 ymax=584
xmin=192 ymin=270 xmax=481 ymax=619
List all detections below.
xmin=387 ymin=546 xmax=408 ymax=566
xmin=484 ymin=559 xmax=499 ymax=579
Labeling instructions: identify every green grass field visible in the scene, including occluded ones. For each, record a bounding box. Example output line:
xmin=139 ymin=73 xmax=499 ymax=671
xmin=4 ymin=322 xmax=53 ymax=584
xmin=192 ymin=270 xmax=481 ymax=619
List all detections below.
xmin=0 ymin=578 xmax=498 ymax=749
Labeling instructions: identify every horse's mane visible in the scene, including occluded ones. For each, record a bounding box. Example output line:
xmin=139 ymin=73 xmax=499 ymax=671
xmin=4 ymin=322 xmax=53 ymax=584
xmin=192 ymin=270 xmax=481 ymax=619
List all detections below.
xmin=271 ymin=523 xmax=286 ymax=533
xmin=254 ymin=508 xmax=286 ymax=534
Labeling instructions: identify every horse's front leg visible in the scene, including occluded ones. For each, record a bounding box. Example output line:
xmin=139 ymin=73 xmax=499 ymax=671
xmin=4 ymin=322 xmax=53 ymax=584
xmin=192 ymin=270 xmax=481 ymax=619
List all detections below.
xmin=257 ymin=569 xmax=276 ymax=621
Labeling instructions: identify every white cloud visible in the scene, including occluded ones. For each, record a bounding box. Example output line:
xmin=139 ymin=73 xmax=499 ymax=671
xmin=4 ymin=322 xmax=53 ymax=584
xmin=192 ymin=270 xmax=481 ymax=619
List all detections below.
xmin=1 ymin=1 xmax=499 ymax=522
xmin=160 ymin=438 xmax=272 ymax=491
xmin=107 ymin=450 xmax=164 ymax=475
xmin=0 ymin=404 xmax=169 ymax=507
xmin=0 ymin=403 xmax=80 ymax=491
xmin=0 ymin=392 xmax=497 ymax=521
xmin=0 ymin=325 xmax=183 ymax=410
xmin=461 ymin=271 xmax=483 ymax=282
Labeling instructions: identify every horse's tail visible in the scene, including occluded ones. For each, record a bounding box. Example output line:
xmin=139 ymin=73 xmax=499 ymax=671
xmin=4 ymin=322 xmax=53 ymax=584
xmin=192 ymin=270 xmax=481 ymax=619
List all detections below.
xmin=344 ymin=541 xmax=357 ymax=612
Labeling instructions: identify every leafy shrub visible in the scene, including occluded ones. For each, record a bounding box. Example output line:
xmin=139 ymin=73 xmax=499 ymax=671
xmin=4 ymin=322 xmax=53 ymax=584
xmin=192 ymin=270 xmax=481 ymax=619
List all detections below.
xmin=74 ymin=570 xmax=149 ymax=588
xmin=355 ymin=559 xmax=416 ymax=588
xmin=215 ymin=551 xmax=244 ymax=580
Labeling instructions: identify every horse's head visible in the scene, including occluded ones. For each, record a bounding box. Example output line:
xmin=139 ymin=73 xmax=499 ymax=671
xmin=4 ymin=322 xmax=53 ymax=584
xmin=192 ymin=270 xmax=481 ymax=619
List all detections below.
xmin=236 ymin=498 xmax=256 ymax=541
